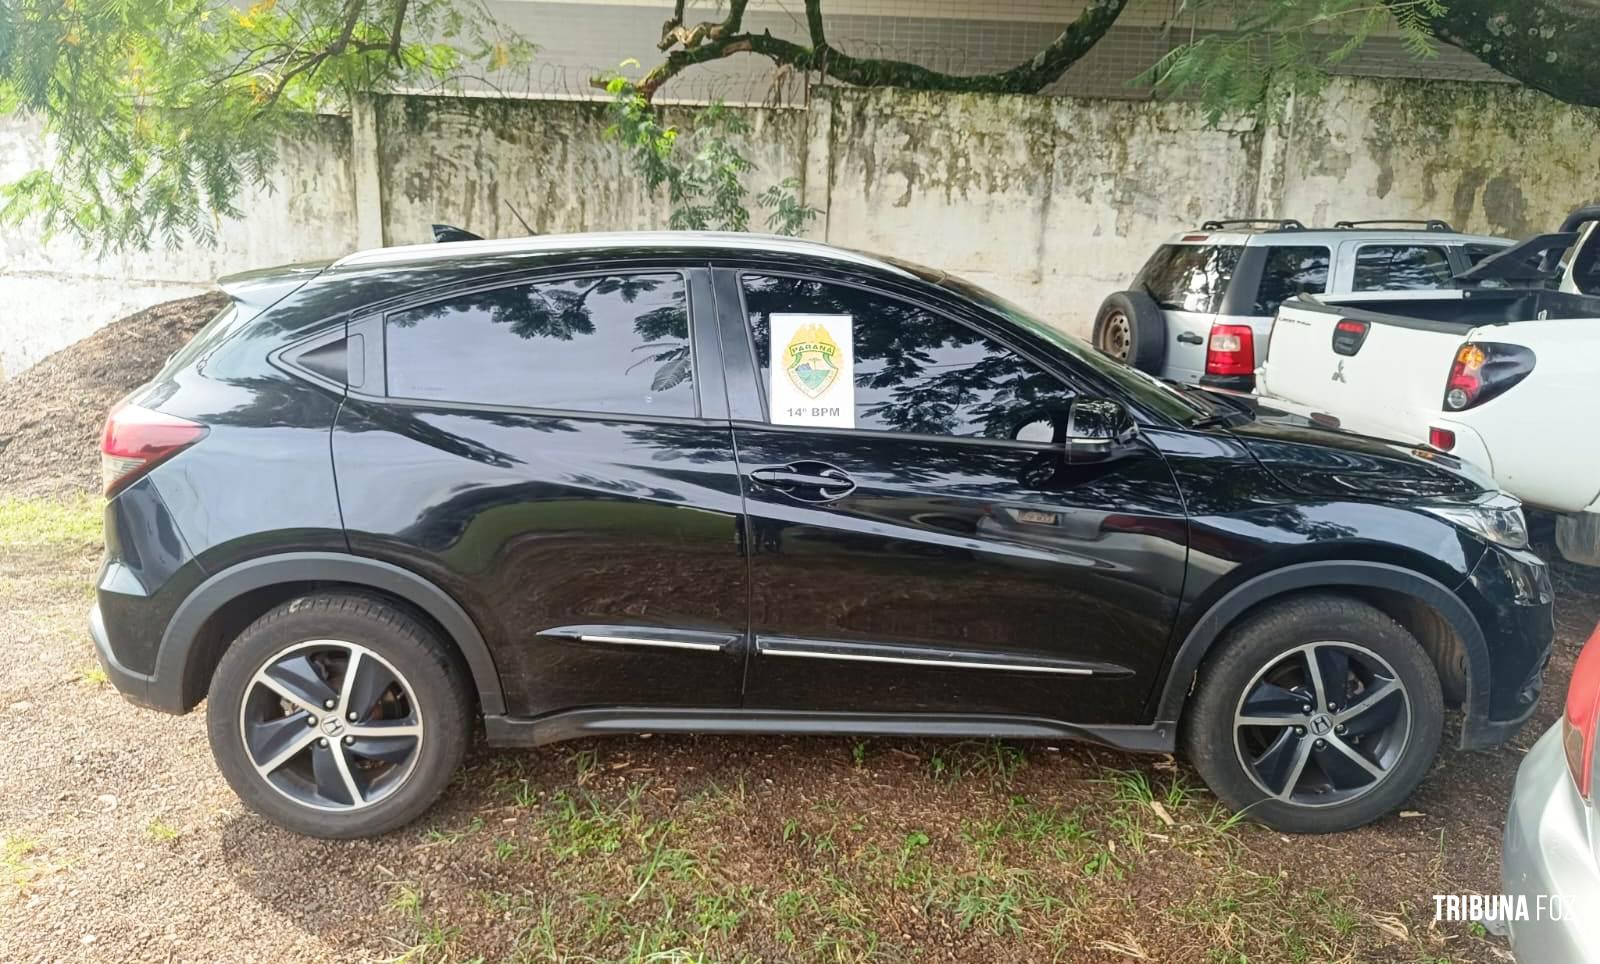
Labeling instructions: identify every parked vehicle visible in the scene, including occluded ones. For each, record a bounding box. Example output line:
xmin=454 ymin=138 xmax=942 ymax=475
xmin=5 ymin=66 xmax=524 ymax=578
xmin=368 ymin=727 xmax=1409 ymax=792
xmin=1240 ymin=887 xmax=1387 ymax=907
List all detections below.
xmin=91 ymin=232 xmax=1552 ymax=838
xmin=1094 ymin=218 xmax=1512 ymax=391
xmin=1254 ymin=206 xmax=1600 ymax=567
xmin=1502 ymin=620 xmax=1600 ymax=963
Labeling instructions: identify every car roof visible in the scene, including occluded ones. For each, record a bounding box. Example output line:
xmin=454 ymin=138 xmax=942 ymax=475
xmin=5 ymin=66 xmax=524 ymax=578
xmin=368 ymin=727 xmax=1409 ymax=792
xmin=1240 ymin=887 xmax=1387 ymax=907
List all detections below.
xmin=328 ymin=231 xmax=917 ymax=278
xmin=1162 ymin=228 xmax=1513 ymax=247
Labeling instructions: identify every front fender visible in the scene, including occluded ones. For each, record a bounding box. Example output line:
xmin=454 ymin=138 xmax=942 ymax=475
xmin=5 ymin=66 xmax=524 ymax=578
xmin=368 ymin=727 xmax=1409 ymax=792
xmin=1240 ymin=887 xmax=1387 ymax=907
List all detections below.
xmin=1152 ymin=560 xmax=1494 ymax=749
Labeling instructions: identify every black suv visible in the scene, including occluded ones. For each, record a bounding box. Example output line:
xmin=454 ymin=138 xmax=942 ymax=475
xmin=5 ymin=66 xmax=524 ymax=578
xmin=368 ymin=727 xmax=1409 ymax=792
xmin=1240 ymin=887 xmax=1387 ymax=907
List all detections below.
xmin=91 ymin=233 xmax=1553 ymax=838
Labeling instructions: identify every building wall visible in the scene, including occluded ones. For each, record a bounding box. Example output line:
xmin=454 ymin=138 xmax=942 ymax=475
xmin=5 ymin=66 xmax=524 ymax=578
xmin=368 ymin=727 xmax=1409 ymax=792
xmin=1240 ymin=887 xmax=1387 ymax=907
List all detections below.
xmin=4 ymin=76 xmax=1599 ymax=376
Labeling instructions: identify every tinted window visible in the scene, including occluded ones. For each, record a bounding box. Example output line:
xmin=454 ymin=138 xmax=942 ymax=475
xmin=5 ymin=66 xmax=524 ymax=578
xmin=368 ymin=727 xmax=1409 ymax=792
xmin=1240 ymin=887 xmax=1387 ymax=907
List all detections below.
xmin=740 ymin=274 xmax=1073 ymax=439
xmin=1134 ymin=244 xmax=1241 ymax=313
xmin=1352 ymin=244 xmax=1453 ymax=291
xmin=1253 ymin=246 xmax=1330 ymax=315
xmin=385 ymin=273 xmax=693 ymax=416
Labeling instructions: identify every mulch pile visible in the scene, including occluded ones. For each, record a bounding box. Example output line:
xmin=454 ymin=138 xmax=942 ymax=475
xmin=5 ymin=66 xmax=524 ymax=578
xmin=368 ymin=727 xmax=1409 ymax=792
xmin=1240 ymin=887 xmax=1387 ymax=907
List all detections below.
xmin=0 ymin=293 xmax=225 ymax=497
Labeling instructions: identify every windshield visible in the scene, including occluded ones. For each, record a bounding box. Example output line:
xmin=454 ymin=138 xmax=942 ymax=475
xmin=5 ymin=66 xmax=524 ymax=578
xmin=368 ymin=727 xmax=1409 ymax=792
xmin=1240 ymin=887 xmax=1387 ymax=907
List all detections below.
xmin=919 ymin=269 xmax=1216 ymax=425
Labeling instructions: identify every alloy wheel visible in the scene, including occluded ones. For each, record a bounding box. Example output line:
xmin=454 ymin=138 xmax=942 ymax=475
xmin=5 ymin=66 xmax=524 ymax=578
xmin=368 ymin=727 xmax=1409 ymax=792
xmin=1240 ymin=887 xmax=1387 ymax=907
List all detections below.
xmin=1098 ymin=311 xmax=1132 ymax=361
xmin=1232 ymin=641 xmax=1411 ymax=808
xmin=240 ymin=639 xmax=424 ymax=812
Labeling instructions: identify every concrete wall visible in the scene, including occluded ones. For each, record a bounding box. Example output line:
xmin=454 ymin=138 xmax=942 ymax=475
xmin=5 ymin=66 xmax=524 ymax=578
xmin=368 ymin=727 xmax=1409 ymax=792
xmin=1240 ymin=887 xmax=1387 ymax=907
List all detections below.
xmin=0 ymin=113 xmax=359 ymax=378
xmin=820 ymin=88 xmax=1262 ymax=319
xmin=374 ymin=96 xmax=809 ymax=245
xmin=4 ymin=77 xmax=1600 ymax=376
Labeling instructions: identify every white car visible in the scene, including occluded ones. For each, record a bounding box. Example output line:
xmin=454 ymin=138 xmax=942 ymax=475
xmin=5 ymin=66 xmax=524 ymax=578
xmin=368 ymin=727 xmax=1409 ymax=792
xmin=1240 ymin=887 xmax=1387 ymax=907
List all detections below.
xmin=1093 ymin=218 xmax=1512 ymax=391
xmin=1254 ymin=206 xmax=1600 ymax=565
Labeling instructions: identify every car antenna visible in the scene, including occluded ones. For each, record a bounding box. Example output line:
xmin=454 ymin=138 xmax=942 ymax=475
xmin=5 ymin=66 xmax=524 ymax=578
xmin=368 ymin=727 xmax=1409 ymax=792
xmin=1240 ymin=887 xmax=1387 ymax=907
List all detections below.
xmin=504 ymin=200 xmax=535 ymax=236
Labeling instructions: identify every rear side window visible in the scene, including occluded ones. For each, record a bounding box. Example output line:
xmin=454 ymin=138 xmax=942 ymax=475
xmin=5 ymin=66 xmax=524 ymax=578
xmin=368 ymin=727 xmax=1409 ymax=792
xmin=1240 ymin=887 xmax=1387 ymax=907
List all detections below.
xmin=1134 ymin=244 xmax=1241 ymax=313
xmin=1353 ymin=244 xmax=1453 ymax=291
xmin=1253 ymin=246 xmax=1330 ymax=315
xmin=385 ymin=273 xmax=694 ymax=416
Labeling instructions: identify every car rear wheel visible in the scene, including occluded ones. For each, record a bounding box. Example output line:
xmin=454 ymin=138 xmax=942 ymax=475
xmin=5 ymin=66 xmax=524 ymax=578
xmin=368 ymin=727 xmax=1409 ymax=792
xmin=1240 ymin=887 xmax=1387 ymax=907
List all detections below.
xmin=1183 ymin=594 xmax=1443 ymax=833
xmin=206 ymin=593 xmax=472 ymax=838
xmin=1092 ymin=291 xmax=1166 ymax=374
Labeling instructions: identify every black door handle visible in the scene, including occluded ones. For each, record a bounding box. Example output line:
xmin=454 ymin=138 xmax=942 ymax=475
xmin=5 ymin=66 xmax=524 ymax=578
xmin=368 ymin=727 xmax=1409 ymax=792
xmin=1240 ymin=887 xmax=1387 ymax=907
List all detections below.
xmin=748 ymin=462 xmax=856 ymax=503
xmin=1176 ymin=331 xmax=1204 ymax=345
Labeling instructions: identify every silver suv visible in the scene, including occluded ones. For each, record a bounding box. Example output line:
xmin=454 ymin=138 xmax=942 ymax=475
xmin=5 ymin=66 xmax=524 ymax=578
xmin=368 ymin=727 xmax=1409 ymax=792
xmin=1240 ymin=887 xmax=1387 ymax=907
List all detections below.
xmin=1093 ymin=218 xmax=1513 ymax=390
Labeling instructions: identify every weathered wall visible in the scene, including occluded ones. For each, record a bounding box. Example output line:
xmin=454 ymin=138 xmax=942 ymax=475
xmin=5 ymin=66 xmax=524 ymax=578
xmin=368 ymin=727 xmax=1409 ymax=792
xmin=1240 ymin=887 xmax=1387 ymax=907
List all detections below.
xmin=821 ymin=88 xmax=1262 ymax=320
xmin=4 ymin=77 xmax=1600 ymax=377
xmin=0 ymin=113 xmax=359 ymax=378
xmin=1272 ymin=81 xmax=1600 ymax=239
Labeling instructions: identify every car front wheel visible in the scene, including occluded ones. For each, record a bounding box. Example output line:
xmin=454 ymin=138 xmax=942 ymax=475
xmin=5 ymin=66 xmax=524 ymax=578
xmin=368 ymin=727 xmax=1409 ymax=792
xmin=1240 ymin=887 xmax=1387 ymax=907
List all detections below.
xmin=1183 ymin=594 xmax=1444 ymax=833
xmin=206 ymin=593 xmax=472 ymax=838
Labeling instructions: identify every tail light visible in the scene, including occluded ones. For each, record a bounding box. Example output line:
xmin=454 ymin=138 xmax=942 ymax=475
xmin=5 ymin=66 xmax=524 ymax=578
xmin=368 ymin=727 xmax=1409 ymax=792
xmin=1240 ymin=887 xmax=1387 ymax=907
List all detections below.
xmin=1205 ymin=324 xmax=1256 ymax=377
xmin=100 ymin=403 xmax=207 ymax=496
xmin=1563 ymin=623 xmax=1600 ymax=803
xmin=1442 ymin=342 xmax=1535 ymax=411
xmin=1428 ymin=427 xmax=1456 ymax=451
xmin=1331 ymin=319 xmax=1370 ymax=356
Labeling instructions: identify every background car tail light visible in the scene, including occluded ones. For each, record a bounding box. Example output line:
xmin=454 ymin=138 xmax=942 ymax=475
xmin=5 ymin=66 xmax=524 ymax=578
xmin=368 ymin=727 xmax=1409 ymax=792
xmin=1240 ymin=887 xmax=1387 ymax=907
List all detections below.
xmin=1205 ymin=324 xmax=1255 ymax=376
xmin=1428 ymin=427 xmax=1456 ymax=451
xmin=1331 ymin=319 xmax=1370 ymax=356
xmin=1563 ymin=622 xmax=1600 ymax=802
xmin=100 ymin=403 xmax=207 ymax=496
xmin=1442 ymin=342 xmax=1535 ymax=411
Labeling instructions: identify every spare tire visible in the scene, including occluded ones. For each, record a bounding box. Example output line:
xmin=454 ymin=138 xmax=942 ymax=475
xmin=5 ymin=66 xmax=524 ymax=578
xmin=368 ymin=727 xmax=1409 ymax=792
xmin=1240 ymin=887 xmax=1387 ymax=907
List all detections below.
xmin=1093 ymin=291 xmax=1167 ymax=374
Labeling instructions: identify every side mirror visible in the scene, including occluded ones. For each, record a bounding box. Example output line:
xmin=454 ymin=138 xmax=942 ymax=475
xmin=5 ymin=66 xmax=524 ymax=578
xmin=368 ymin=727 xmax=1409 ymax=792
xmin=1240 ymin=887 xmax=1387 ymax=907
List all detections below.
xmin=1065 ymin=398 xmax=1136 ymax=461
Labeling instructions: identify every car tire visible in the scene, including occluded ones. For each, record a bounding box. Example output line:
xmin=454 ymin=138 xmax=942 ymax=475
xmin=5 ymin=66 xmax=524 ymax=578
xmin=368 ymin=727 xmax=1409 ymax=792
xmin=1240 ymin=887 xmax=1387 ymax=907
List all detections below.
xmin=1093 ymin=290 xmax=1167 ymax=374
xmin=1183 ymin=594 xmax=1444 ymax=834
xmin=206 ymin=592 xmax=473 ymax=838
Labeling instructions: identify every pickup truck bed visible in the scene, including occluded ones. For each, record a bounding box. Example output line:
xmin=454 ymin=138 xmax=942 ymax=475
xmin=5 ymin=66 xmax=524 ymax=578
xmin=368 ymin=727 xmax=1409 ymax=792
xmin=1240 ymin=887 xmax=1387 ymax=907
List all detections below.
xmin=1323 ymin=288 xmax=1600 ymax=327
xmin=1257 ymin=289 xmax=1600 ymax=515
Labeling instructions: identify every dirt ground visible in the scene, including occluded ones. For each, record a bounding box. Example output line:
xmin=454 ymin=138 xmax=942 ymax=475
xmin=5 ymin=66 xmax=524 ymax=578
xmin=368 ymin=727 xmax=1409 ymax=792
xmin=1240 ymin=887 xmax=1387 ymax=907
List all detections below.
xmin=0 ymin=293 xmax=223 ymax=498
xmin=0 ymin=297 xmax=1596 ymax=963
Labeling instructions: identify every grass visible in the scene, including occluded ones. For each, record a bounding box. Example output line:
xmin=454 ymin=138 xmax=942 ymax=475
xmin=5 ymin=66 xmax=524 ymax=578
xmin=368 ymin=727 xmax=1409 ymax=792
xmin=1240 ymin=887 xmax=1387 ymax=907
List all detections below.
xmin=0 ymin=495 xmax=102 ymax=548
xmin=145 ymin=820 xmax=181 ymax=842
xmin=349 ymin=745 xmax=1475 ymax=964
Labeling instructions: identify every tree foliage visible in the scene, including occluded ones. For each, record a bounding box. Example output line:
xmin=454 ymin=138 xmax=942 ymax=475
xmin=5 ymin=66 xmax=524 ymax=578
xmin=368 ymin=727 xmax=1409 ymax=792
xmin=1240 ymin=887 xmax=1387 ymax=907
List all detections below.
xmin=1147 ymin=0 xmax=1600 ymax=116
xmin=1143 ymin=0 xmax=1445 ymax=120
xmin=0 ymin=0 xmax=528 ymax=249
xmin=602 ymin=68 xmax=817 ymax=236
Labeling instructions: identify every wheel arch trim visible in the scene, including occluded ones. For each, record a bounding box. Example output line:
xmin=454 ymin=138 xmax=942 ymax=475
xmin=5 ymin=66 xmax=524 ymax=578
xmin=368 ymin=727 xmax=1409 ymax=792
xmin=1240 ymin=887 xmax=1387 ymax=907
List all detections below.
xmin=1155 ymin=560 xmax=1489 ymax=737
xmin=154 ymin=551 xmax=505 ymax=715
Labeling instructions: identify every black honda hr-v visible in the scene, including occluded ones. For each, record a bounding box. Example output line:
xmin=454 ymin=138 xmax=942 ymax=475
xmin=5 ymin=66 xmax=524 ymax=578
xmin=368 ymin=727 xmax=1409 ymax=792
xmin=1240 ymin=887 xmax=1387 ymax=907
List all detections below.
xmin=90 ymin=232 xmax=1553 ymax=838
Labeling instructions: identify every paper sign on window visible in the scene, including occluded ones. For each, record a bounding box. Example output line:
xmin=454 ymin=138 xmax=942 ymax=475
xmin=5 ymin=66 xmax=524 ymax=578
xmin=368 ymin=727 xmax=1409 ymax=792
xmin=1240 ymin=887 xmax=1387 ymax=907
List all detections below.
xmin=768 ymin=313 xmax=855 ymax=428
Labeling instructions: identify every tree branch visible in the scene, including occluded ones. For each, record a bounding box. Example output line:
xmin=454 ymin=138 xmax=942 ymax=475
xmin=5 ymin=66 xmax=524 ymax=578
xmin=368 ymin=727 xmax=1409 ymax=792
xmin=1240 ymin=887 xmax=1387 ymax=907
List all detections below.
xmin=386 ymin=0 xmax=409 ymax=65
xmin=635 ymin=0 xmax=1129 ymax=101
xmin=804 ymin=0 xmax=826 ymax=48
xmin=260 ymin=0 xmax=368 ymax=107
xmin=1398 ymin=0 xmax=1600 ymax=108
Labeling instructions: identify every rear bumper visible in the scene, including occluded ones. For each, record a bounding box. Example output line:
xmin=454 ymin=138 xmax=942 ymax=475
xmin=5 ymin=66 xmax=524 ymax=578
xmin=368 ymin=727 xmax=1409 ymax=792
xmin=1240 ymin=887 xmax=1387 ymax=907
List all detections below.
xmin=91 ymin=477 xmax=207 ymax=714
xmin=1502 ymin=725 xmax=1600 ymax=963
xmin=1199 ymin=373 xmax=1255 ymax=393
xmin=89 ymin=602 xmax=166 ymax=711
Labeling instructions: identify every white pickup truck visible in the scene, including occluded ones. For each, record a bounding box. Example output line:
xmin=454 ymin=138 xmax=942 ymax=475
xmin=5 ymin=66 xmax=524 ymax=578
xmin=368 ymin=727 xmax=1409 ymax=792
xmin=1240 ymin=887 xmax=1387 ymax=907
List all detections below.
xmin=1255 ymin=206 xmax=1600 ymax=566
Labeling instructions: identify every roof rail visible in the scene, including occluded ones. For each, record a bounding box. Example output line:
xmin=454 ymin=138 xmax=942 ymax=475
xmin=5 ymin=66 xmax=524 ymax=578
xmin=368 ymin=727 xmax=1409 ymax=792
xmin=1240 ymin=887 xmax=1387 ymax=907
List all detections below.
xmin=1332 ymin=219 xmax=1454 ymax=232
xmin=1199 ymin=218 xmax=1306 ymax=232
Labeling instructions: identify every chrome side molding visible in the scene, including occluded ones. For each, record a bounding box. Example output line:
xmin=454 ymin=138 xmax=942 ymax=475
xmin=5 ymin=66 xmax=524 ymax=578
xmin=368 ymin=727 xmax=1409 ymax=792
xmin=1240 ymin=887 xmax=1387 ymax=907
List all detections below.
xmin=538 ymin=625 xmax=736 ymax=653
xmin=756 ymin=635 xmax=1127 ymax=677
